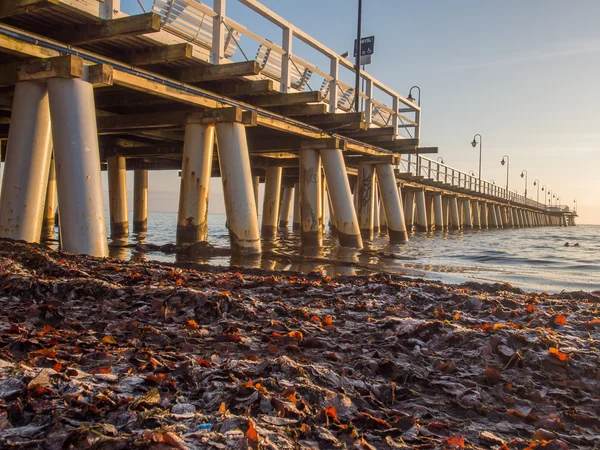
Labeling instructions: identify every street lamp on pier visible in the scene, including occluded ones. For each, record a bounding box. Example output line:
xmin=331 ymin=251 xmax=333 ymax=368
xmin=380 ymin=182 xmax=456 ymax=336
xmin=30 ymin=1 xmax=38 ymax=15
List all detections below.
xmin=500 ymin=155 xmax=510 ymax=191
xmin=471 ymin=134 xmax=482 ymax=192
xmin=407 ymin=86 xmax=421 ymax=107
xmin=533 ymin=179 xmax=540 ymax=203
xmin=437 ymin=157 xmax=444 ymax=164
xmin=520 ymin=170 xmax=528 ymax=198
xmin=541 ymin=185 xmax=547 ymax=205
xmin=354 ymin=0 xmax=363 ymax=113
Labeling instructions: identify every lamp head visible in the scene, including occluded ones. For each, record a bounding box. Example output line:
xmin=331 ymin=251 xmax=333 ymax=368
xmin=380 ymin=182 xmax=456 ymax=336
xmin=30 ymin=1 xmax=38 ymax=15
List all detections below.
xmin=471 ymin=138 xmax=477 ymax=148
xmin=520 ymin=172 xmax=524 ymax=178
xmin=407 ymin=93 xmax=415 ymax=103
xmin=533 ymin=181 xmax=537 ymax=186
xmin=501 ymin=159 xmax=505 ymax=166
xmin=541 ymin=187 xmax=544 ymax=191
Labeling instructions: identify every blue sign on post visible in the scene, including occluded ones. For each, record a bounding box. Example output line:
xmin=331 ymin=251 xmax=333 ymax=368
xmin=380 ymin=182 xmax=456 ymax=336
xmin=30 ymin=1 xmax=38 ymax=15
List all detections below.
xmin=353 ymin=36 xmax=375 ymax=58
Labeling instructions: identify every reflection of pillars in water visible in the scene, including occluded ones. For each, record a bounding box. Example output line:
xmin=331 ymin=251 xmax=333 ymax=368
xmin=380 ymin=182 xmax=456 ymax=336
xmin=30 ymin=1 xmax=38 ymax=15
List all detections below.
xmin=261 ymin=166 xmax=282 ymax=238
xmin=107 ymin=156 xmax=129 ymax=237
xmin=109 ymin=237 xmax=129 ymax=261
xmin=449 ymin=196 xmax=460 ymax=230
xmin=279 ymin=185 xmax=294 ymax=228
xmin=434 ymin=194 xmax=444 ymax=231
xmin=133 ymin=169 xmax=148 ymax=233
xmin=48 ymin=78 xmax=108 ymax=257
xmin=292 ymin=182 xmax=300 ymax=230
xmin=462 ymin=198 xmax=473 ymax=229
xmin=252 ymin=175 xmax=260 ymax=216
xmin=299 ymin=149 xmax=322 ymax=246
xmin=356 ymin=164 xmax=375 ymax=240
xmin=415 ymin=190 xmax=428 ymax=232
xmin=404 ymin=190 xmax=415 ymax=233
xmin=376 ymin=164 xmax=408 ymax=243
xmin=42 ymin=157 xmax=58 ymax=240
xmin=472 ymin=200 xmax=480 ymax=229
xmin=216 ymin=122 xmax=261 ymax=255
xmin=177 ymin=123 xmax=214 ymax=245
xmin=320 ymin=148 xmax=362 ymax=249
xmin=0 ymin=82 xmax=53 ymax=243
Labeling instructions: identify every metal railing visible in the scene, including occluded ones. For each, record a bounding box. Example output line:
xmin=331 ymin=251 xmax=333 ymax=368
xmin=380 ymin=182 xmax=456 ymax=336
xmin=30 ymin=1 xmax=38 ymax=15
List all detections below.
xmin=398 ymin=154 xmax=548 ymax=210
xmin=151 ymin=0 xmax=421 ymax=139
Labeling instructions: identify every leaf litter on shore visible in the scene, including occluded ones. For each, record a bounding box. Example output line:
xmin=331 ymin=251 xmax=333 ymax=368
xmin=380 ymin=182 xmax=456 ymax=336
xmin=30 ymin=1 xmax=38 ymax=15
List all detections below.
xmin=0 ymin=239 xmax=598 ymax=449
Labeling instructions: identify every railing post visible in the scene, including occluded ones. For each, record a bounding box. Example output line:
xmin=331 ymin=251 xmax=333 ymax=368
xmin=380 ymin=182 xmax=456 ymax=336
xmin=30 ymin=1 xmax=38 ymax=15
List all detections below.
xmin=427 ymin=160 xmax=432 ymax=179
xmin=211 ymin=0 xmax=226 ymax=65
xmin=414 ymin=108 xmax=421 ymax=140
xmin=444 ymin=166 xmax=448 ymax=184
xmin=281 ymin=27 xmax=293 ymax=93
xmin=365 ymin=78 xmax=373 ymax=126
xmin=392 ymin=96 xmax=399 ymax=138
xmin=329 ymin=57 xmax=338 ymax=113
xmin=407 ymin=154 xmax=412 ymax=174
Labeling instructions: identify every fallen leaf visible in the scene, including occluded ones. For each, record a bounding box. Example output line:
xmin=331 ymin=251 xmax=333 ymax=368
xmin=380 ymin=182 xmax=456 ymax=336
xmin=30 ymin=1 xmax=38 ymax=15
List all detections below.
xmin=442 ymin=434 xmax=465 ymax=448
xmin=101 ymin=336 xmax=117 ymax=345
xmin=549 ymin=347 xmax=569 ymax=361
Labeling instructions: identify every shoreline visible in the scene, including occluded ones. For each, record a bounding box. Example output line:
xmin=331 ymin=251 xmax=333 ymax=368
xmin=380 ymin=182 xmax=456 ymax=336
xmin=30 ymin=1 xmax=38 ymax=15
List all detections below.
xmin=0 ymin=239 xmax=598 ymax=449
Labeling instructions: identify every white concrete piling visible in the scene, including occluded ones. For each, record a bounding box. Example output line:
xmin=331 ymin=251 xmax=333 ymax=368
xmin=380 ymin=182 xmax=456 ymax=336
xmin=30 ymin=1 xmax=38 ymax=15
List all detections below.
xmin=449 ymin=196 xmax=460 ymax=230
xmin=107 ymin=156 xmax=129 ymax=237
xmin=404 ymin=190 xmax=415 ymax=233
xmin=480 ymin=201 xmax=488 ymax=229
xmin=489 ymin=204 xmax=498 ymax=228
xmin=252 ymin=175 xmax=260 ymax=216
xmin=48 ymin=78 xmax=108 ymax=257
xmin=321 ymin=148 xmax=362 ymax=248
xmin=472 ymin=200 xmax=481 ymax=229
xmin=279 ymin=186 xmax=294 ymax=228
xmin=42 ymin=157 xmax=58 ymax=238
xmin=373 ymin=190 xmax=380 ymax=234
xmin=299 ymin=149 xmax=322 ymax=246
xmin=415 ymin=190 xmax=428 ymax=232
xmin=0 ymin=82 xmax=53 ymax=243
xmin=261 ymin=166 xmax=283 ymax=238
xmin=215 ymin=122 xmax=261 ymax=255
xmin=495 ymin=204 xmax=504 ymax=228
xmin=292 ymin=182 xmax=300 ymax=230
xmin=463 ymin=198 xmax=473 ymax=229
xmin=434 ymin=194 xmax=444 ymax=231
xmin=133 ymin=169 xmax=149 ymax=233
xmin=356 ymin=164 xmax=375 ymax=240
xmin=376 ymin=164 xmax=408 ymax=243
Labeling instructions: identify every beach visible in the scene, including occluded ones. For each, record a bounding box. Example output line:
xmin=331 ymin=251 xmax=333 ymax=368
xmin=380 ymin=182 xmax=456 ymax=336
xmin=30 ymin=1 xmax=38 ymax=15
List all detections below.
xmin=0 ymin=239 xmax=598 ymax=449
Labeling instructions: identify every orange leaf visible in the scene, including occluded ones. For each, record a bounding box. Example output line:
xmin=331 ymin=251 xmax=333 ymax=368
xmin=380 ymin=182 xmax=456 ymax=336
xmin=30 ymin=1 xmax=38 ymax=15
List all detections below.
xmin=325 ymin=405 xmax=338 ymax=422
xmin=175 ymin=278 xmax=183 ymax=286
xmin=195 ymin=359 xmax=211 ymax=367
xmin=246 ymin=419 xmax=258 ymax=442
xmin=554 ymin=314 xmax=567 ymax=326
xmin=101 ymin=336 xmax=117 ymax=345
xmin=53 ymin=363 xmax=63 ymax=371
xmin=186 ymin=319 xmax=199 ymax=329
xmin=526 ymin=304 xmax=535 ymax=313
xmin=285 ymin=392 xmax=297 ymax=404
xmin=549 ymin=347 xmax=569 ymax=361
xmin=442 ymin=434 xmax=465 ymax=448
xmin=484 ymin=367 xmax=502 ymax=380
xmin=288 ymin=331 xmax=303 ymax=342
xmin=310 ymin=315 xmax=321 ymax=322
xmin=453 ymin=313 xmax=460 ymax=320
xmin=493 ymin=323 xmax=504 ymax=329
xmin=323 ymin=317 xmax=333 ymax=326
xmin=42 ymin=325 xmax=54 ymax=334
xmin=218 ymin=402 xmax=227 ymax=414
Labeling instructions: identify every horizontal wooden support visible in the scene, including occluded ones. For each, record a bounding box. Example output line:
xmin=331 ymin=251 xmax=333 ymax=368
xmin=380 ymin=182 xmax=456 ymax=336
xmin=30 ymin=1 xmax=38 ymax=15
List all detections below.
xmin=101 ymin=145 xmax=183 ymax=159
xmin=265 ymin=103 xmax=328 ymax=117
xmin=238 ymin=91 xmax=323 ymax=107
xmin=0 ymin=0 xmax=59 ymax=18
xmin=50 ymin=13 xmax=162 ymax=45
xmin=186 ymin=107 xmax=243 ymax=124
xmin=213 ymin=79 xmax=274 ymax=96
xmin=88 ymin=64 xmax=113 ymax=88
xmin=345 ymin=154 xmax=400 ymax=165
xmin=0 ymin=55 xmax=83 ymax=86
xmin=343 ymin=127 xmax=395 ymax=138
xmin=301 ymin=112 xmax=364 ymax=126
xmin=248 ymin=137 xmax=346 ymax=152
xmin=414 ymin=147 xmax=439 ymax=154
xmin=378 ymin=138 xmax=420 ymax=151
xmin=178 ymin=61 xmax=261 ymax=82
xmin=125 ymin=43 xmax=193 ymax=66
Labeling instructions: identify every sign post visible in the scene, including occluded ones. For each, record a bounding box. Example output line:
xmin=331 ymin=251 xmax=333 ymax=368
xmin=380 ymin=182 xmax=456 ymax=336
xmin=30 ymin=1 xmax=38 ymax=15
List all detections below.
xmin=354 ymin=36 xmax=375 ymax=64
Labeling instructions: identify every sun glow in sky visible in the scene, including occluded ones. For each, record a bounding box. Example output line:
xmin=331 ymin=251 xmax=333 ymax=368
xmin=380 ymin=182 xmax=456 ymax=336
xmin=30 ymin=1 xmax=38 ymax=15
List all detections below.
xmin=114 ymin=0 xmax=600 ymax=224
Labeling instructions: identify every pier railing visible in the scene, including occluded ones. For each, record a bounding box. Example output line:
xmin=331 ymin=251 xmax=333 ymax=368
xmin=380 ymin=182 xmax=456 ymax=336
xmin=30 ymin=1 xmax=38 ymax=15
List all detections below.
xmin=399 ymin=154 xmax=548 ymax=210
xmin=151 ymin=0 xmax=421 ymax=139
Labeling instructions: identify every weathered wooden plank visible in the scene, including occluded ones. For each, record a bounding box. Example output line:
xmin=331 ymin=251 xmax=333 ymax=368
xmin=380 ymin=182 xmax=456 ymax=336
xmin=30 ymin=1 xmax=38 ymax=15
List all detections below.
xmin=97 ymin=110 xmax=190 ymax=133
xmin=265 ymin=103 xmax=328 ymax=117
xmin=248 ymin=137 xmax=346 ymax=152
xmin=0 ymin=33 xmax=58 ymax=60
xmin=88 ymin=64 xmax=113 ymax=88
xmin=214 ymin=79 xmax=274 ymax=96
xmin=301 ymin=112 xmax=364 ymax=126
xmin=126 ymin=43 xmax=193 ymax=66
xmin=239 ymin=91 xmax=322 ymax=106
xmin=0 ymin=55 xmax=83 ymax=86
xmin=178 ymin=60 xmax=260 ymax=82
xmin=0 ymin=0 xmax=59 ymax=18
xmin=377 ymin=138 xmax=420 ymax=151
xmin=50 ymin=13 xmax=162 ymax=45
xmin=343 ymin=127 xmax=395 ymax=138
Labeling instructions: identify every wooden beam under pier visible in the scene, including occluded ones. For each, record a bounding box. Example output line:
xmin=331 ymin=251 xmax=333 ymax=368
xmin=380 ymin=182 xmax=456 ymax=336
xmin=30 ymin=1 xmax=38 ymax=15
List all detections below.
xmin=210 ymin=79 xmax=274 ymax=97
xmin=124 ymin=43 xmax=193 ymax=66
xmin=237 ymin=91 xmax=323 ymax=106
xmin=178 ymin=61 xmax=261 ymax=82
xmin=0 ymin=0 xmax=59 ymax=19
xmin=264 ymin=103 xmax=328 ymax=117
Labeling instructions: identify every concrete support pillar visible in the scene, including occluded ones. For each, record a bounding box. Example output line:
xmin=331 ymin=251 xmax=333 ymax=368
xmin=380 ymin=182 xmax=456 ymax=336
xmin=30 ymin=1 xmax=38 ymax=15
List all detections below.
xmin=415 ymin=190 xmax=428 ymax=232
xmin=495 ymin=204 xmax=504 ymax=228
xmin=472 ymin=200 xmax=481 ymax=229
xmin=216 ymin=122 xmax=261 ymax=255
xmin=300 ymin=149 xmax=322 ymax=246
xmin=279 ymin=186 xmax=294 ymax=228
xmin=320 ymin=171 xmax=327 ymax=233
xmin=434 ymin=194 xmax=444 ymax=231
xmin=511 ymin=208 xmax=518 ymax=228
xmin=480 ymin=201 xmax=488 ymax=229
xmin=326 ymin=184 xmax=337 ymax=231
xmin=177 ymin=123 xmax=214 ymax=245
xmin=489 ymin=204 xmax=498 ymax=228
xmin=356 ymin=164 xmax=375 ymax=240
xmin=292 ymin=182 xmax=300 ymax=230
xmin=42 ymin=157 xmax=58 ymax=238
xmin=261 ymin=166 xmax=283 ymax=237
xmin=463 ymin=198 xmax=473 ymax=229
xmin=376 ymin=164 xmax=408 ymax=243
xmin=252 ymin=175 xmax=260 ymax=215
xmin=373 ymin=187 xmax=380 ymax=234
xmin=0 ymin=82 xmax=53 ymax=243
xmin=442 ymin=196 xmax=450 ymax=229
xmin=107 ymin=156 xmax=129 ymax=237
xmin=404 ymin=190 xmax=415 ymax=233
xmin=426 ymin=195 xmax=435 ymax=231
xmin=321 ymin=148 xmax=362 ymax=248
xmin=518 ymin=209 xmax=525 ymax=227
xmin=48 ymin=78 xmax=107 ymax=257
xmin=379 ymin=196 xmax=388 ymax=234
xmin=133 ymin=169 xmax=148 ymax=233
xmin=449 ymin=196 xmax=460 ymax=230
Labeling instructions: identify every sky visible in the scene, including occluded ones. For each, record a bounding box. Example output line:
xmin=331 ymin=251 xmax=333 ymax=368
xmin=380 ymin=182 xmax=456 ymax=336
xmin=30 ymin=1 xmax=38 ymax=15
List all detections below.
xmin=113 ymin=0 xmax=600 ymax=224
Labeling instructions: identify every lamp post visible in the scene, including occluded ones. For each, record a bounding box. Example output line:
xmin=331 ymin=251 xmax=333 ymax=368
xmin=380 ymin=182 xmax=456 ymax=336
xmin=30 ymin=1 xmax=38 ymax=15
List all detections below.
xmin=520 ymin=170 xmax=528 ymax=198
xmin=541 ymin=185 xmax=547 ymax=205
xmin=354 ymin=0 xmax=363 ymax=113
xmin=407 ymin=86 xmax=421 ymax=107
xmin=436 ymin=157 xmax=444 ymax=163
xmin=533 ymin=179 xmax=540 ymax=203
xmin=500 ymin=155 xmax=510 ymax=192
xmin=471 ymin=134 xmax=482 ymax=192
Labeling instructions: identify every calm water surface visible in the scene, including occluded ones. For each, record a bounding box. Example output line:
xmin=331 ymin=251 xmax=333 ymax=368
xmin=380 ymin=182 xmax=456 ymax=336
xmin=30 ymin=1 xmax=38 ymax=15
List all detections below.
xmin=97 ymin=212 xmax=599 ymax=293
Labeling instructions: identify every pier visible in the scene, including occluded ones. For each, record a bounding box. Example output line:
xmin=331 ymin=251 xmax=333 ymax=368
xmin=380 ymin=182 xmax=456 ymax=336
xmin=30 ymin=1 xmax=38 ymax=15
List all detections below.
xmin=0 ymin=0 xmax=577 ymax=258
